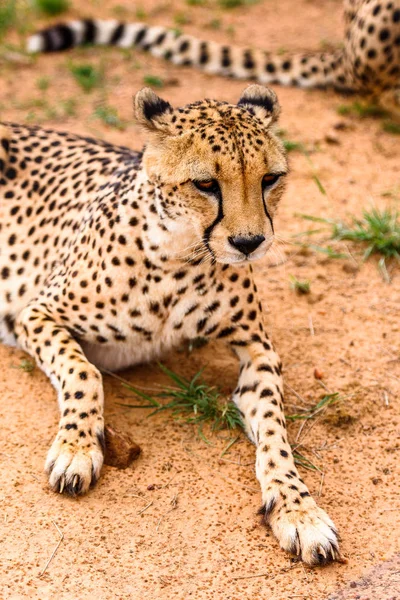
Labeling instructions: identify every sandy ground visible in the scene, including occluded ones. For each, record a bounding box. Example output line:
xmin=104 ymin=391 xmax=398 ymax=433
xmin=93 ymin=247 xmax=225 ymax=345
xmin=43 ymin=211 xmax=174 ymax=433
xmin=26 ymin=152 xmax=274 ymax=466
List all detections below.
xmin=0 ymin=0 xmax=399 ymax=598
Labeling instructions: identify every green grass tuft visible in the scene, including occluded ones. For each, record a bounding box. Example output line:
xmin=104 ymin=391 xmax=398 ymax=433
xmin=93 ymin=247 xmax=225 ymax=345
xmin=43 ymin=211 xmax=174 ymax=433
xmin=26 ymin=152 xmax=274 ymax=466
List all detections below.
xmin=143 ymin=75 xmax=164 ymax=88
xmin=0 ymin=0 xmax=17 ymax=38
xmin=33 ymin=0 xmax=70 ymax=16
xmin=292 ymin=450 xmax=321 ymax=472
xmin=93 ymin=105 xmax=126 ymax=130
xmin=68 ymin=63 xmax=103 ymax=92
xmin=286 ymin=392 xmax=341 ymax=422
xmin=12 ymin=359 xmax=36 ymax=373
xmin=332 ymin=208 xmax=400 ymax=261
xmin=205 ymin=18 xmax=222 ymax=29
xmin=121 ymin=364 xmax=243 ymax=435
xmin=112 ymin=366 xmax=342 ymax=469
xmin=219 ymin=0 xmax=259 ymax=7
xmin=174 ymin=12 xmax=191 ymax=25
xmin=298 ymin=207 xmax=400 ymax=264
xmin=336 ymin=101 xmax=388 ymax=119
xmin=289 ymin=275 xmax=310 ymax=295
xmin=36 ymin=76 xmax=50 ymax=91
xmin=382 ymin=120 xmax=400 ymax=135
xmin=282 ymin=139 xmax=305 ymax=153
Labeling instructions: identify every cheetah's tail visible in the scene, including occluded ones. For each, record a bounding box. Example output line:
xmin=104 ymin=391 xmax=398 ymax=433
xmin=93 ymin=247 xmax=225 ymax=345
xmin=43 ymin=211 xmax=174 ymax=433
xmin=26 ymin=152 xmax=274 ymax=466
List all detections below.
xmin=26 ymin=19 xmax=349 ymax=90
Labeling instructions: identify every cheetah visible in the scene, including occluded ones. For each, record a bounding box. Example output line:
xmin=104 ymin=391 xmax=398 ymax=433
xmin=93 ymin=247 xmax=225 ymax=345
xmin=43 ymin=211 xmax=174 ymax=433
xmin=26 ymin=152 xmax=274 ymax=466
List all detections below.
xmin=27 ymin=0 xmax=400 ymax=103
xmin=0 ymin=85 xmax=340 ymax=566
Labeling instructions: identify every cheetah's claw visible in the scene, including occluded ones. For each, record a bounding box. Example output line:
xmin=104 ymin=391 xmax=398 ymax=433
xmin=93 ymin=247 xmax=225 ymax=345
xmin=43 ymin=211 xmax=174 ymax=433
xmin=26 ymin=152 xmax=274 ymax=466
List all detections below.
xmin=45 ymin=433 xmax=104 ymax=496
xmin=261 ymin=491 xmax=342 ymax=566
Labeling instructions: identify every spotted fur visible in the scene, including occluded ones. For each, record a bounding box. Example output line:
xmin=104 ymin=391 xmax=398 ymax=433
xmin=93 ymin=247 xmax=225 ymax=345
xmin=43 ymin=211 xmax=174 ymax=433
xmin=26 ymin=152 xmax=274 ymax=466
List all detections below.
xmin=27 ymin=0 xmax=400 ymax=94
xmin=0 ymin=86 xmax=340 ymax=565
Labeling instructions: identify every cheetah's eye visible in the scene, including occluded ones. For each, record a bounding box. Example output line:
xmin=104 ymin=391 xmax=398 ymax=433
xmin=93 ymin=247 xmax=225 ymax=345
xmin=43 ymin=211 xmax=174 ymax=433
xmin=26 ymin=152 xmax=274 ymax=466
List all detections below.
xmin=193 ymin=180 xmax=220 ymax=194
xmin=262 ymin=173 xmax=281 ymax=188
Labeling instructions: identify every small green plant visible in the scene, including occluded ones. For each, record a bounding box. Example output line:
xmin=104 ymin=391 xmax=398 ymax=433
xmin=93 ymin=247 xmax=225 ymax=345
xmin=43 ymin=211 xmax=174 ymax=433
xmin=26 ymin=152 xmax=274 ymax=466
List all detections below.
xmin=135 ymin=6 xmax=147 ymax=19
xmin=290 ymin=275 xmax=310 ymax=295
xmin=382 ymin=120 xmax=400 ymax=135
xmin=112 ymin=5 xmax=129 ymax=17
xmin=334 ymin=208 xmax=400 ymax=260
xmin=36 ymin=76 xmax=50 ymax=91
xmin=219 ymin=0 xmax=244 ymax=7
xmin=336 ymin=101 xmax=388 ymax=119
xmin=219 ymin=0 xmax=259 ymax=7
xmin=277 ymin=129 xmax=305 ymax=153
xmin=60 ymin=98 xmax=77 ymax=117
xmin=205 ymin=18 xmax=222 ymax=30
xmin=13 ymin=359 xmax=36 ymax=374
xmin=311 ymin=173 xmax=326 ymax=195
xmin=112 ymin=366 xmax=342 ymax=468
xmin=282 ymin=139 xmax=305 ymax=153
xmin=303 ymin=209 xmax=400 ymax=260
xmin=68 ymin=63 xmax=103 ymax=92
xmin=298 ymin=208 xmax=400 ymax=270
xmin=143 ymin=74 xmax=164 ymax=88
xmin=120 ymin=364 xmax=243 ymax=434
xmin=34 ymin=0 xmax=70 ymax=16
xmin=0 ymin=0 xmax=17 ymax=38
xmin=292 ymin=450 xmax=320 ymax=472
xmin=306 ymin=245 xmax=348 ymax=260
xmin=287 ymin=392 xmax=341 ymax=422
xmin=187 ymin=0 xmax=206 ymax=5
xmin=93 ymin=105 xmax=126 ymax=130
xmin=174 ymin=12 xmax=191 ymax=26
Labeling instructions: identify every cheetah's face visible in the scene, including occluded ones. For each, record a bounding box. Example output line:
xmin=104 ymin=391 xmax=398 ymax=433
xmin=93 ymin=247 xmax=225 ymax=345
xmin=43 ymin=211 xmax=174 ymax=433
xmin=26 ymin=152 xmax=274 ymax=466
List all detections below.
xmin=134 ymin=85 xmax=288 ymax=264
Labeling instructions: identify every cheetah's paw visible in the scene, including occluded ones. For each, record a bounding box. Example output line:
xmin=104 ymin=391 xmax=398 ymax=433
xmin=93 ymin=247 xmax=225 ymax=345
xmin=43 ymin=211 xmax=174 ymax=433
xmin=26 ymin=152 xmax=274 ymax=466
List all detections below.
xmin=261 ymin=489 xmax=341 ymax=566
xmin=45 ymin=428 xmax=104 ymax=496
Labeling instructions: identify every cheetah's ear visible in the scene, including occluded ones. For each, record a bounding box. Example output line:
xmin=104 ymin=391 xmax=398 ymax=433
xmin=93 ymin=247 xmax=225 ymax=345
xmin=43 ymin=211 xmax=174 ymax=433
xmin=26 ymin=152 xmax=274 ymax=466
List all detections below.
xmin=237 ymin=85 xmax=280 ymax=125
xmin=133 ymin=88 xmax=173 ymax=133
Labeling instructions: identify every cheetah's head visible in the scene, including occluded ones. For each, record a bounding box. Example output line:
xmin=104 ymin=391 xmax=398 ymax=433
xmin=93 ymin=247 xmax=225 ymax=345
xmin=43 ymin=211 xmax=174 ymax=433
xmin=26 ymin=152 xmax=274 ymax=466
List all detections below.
xmin=134 ymin=85 xmax=288 ymax=265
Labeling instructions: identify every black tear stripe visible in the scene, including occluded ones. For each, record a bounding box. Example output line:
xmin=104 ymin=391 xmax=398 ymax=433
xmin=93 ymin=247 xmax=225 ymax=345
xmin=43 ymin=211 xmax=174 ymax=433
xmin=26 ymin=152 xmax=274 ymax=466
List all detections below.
xmin=261 ymin=194 xmax=274 ymax=233
xmin=203 ymin=191 xmax=223 ymax=260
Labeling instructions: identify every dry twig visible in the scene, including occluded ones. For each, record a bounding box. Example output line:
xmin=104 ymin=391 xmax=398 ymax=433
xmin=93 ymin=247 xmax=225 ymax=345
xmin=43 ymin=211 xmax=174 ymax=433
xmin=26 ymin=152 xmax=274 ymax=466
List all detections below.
xmin=38 ymin=521 xmax=64 ymax=578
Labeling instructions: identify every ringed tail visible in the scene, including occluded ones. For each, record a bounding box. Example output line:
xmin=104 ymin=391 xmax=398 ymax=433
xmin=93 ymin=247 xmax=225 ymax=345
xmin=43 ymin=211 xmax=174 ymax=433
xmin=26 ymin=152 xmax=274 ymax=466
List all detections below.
xmin=26 ymin=19 xmax=347 ymax=90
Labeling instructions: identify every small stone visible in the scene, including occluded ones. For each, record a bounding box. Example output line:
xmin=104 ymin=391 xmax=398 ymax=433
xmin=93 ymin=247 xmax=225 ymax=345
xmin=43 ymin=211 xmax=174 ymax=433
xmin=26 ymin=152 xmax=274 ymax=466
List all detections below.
xmin=314 ymin=368 xmax=324 ymax=380
xmin=333 ymin=120 xmax=349 ymax=131
xmin=325 ymin=130 xmax=340 ymax=144
xmin=104 ymin=423 xmax=141 ymax=469
xmin=342 ymin=262 xmax=359 ymax=273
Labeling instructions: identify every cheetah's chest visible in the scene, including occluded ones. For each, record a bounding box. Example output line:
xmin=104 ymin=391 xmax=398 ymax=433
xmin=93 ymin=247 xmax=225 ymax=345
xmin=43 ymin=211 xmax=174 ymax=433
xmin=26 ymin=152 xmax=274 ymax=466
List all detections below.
xmin=78 ymin=268 xmax=221 ymax=371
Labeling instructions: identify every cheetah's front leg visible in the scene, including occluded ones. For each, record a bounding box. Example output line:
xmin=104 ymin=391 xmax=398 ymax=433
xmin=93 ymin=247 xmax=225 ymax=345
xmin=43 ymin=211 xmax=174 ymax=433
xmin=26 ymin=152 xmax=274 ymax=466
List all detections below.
xmin=231 ymin=337 xmax=340 ymax=565
xmin=15 ymin=303 xmax=104 ymax=495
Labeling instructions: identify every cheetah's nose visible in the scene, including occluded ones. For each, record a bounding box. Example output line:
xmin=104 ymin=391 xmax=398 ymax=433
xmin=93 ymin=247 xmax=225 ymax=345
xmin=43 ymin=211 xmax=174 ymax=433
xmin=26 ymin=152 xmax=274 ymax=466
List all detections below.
xmin=228 ymin=235 xmax=266 ymax=256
